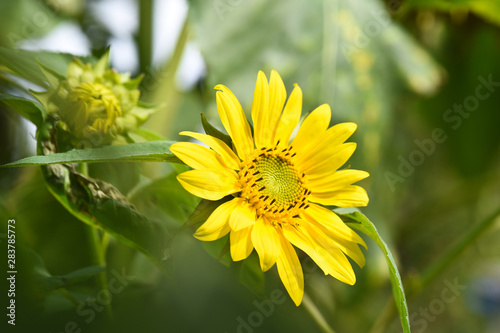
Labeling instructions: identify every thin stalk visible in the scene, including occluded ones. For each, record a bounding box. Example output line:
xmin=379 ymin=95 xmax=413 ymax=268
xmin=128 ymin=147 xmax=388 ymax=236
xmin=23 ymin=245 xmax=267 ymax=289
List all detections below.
xmin=137 ymin=0 xmax=154 ymax=73
xmin=417 ymin=205 xmax=500 ymax=290
xmin=78 ymin=162 xmax=113 ymax=321
xmin=303 ymin=293 xmax=337 ymax=333
xmin=369 ymin=206 xmax=500 ymax=333
xmin=143 ymin=16 xmax=190 ymax=178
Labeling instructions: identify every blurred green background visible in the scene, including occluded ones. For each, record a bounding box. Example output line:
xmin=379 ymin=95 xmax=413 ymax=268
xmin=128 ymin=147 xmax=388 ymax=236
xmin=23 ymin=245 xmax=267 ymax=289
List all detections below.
xmin=1 ymin=0 xmax=500 ymax=332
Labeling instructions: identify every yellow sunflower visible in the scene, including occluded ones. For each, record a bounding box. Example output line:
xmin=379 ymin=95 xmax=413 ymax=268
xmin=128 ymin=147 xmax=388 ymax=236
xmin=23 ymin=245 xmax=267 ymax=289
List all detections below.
xmin=171 ymin=70 xmax=369 ymax=306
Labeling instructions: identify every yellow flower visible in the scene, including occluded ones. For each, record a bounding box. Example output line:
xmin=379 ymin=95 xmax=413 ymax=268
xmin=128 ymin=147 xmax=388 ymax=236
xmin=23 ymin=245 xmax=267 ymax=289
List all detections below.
xmin=172 ymin=70 xmax=369 ymax=306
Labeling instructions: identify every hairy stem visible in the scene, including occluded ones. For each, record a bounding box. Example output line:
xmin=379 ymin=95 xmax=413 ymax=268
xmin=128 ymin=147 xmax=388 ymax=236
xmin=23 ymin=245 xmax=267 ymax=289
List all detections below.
xmin=78 ymin=162 xmax=113 ymax=321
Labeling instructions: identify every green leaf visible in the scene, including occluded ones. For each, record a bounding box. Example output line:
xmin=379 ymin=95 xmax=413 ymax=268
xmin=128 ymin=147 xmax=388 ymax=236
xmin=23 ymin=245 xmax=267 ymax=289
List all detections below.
xmin=129 ymin=171 xmax=200 ymax=222
xmin=0 ymin=47 xmax=49 ymax=87
xmin=30 ymin=120 xmax=175 ymax=275
xmin=0 ymin=47 xmax=93 ymax=88
xmin=336 ymin=209 xmax=411 ymax=333
xmin=201 ymin=113 xmax=232 ymax=147
xmin=28 ymin=248 xmax=104 ymax=292
xmin=41 ymin=161 xmax=173 ymax=275
xmin=184 ymin=198 xmax=231 ymax=229
xmin=129 ymin=128 xmax=166 ymax=142
xmin=202 ymin=235 xmax=232 ymax=267
xmin=37 ymin=60 xmax=66 ymax=88
xmin=0 ymin=93 xmax=46 ymax=126
xmin=2 ymin=141 xmax=183 ymax=167
xmin=184 ymin=197 xmax=233 ymax=267
xmin=45 ymin=267 xmax=106 ymax=292
xmin=188 ymin=0 xmax=443 ymax=174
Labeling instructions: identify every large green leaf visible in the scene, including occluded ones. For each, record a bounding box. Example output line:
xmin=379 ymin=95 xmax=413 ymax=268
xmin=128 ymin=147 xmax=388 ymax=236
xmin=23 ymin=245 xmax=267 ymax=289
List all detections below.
xmin=0 ymin=46 xmax=94 ymax=88
xmin=2 ymin=141 xmax=182 ymax=167
xmin=33 ymin=126 xmax=175 ymax=275
xmin=42 ymin=161 xmax=173 ymax=275
xmin=0 ymin=93 xmax=46 ymax=126
xmin=188 ymin=0 xmax=443 ymax=186
xmin=336 ymin=209 xmax=411 ymax=333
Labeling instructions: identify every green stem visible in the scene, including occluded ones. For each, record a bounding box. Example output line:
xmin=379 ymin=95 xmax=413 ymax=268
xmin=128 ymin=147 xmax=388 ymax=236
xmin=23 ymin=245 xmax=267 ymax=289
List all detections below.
xmin=78 ymin=163 xmax=113 ymax=321
xmin=58 ymin=288 xmax=80 ymax=306
xmin=369 ymin=206 xmax=500 ymax=333
xmin=417 ymin=205 xmax=500 ymax=291
xmin=143 ymin=16 xmax=190 ymax=178
xmin=137 ymin=0 xmax=153 ymax=73
xmin=303 ymin=293 xmax=337 ymax=333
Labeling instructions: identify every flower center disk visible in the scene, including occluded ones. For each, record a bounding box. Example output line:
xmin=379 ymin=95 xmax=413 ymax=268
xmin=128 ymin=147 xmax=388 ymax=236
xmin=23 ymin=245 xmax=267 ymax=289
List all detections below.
xmin=239 ymin=146 xmax=310 ymax=223
xmin=255 ymin=156 xmax=302 ymax=206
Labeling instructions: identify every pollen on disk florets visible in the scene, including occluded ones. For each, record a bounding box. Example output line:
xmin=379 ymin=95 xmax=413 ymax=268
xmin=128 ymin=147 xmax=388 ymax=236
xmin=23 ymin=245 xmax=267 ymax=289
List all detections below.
xmin=238 ymin=142 xmax=311 ymax=224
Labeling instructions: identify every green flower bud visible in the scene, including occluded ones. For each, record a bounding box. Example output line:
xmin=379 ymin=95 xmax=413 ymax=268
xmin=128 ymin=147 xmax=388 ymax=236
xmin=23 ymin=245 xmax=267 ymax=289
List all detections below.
xmin=33 ymin=49 xmax=154 ymax=148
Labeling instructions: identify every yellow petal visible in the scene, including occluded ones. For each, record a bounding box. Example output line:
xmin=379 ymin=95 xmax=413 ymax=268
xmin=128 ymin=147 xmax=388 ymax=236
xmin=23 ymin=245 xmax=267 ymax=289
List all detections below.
xmin=300 ymin=223 xmax=356 ymax=284
xmin=296 ymin=122 xmax=357 ymax=167
xmin=194 ymin=199 xmax=238 ymax=241
xmin=177 ymin=169 xmax=240 ymax=201
xmin=308 ymin=185 xmax=369 ymax=207
xmin=275 ymin=83 xmax=302 ymax=145
xmin=229 ymin=199 xmax=256 ymax=231
xmin=329 ymin=234 xmax=365 ymax=268
xmin=303 ymin=221 xmax=365 ymax=268
xmin=276 ymin=233 xmax=304 ymax=306
xmin=301 ymin=203 xmax=366 ymax=246
xmin=215 ymin=85 xmax=254 ymax=159
xmin=299 ymin=143 xmax=356 ymax=175
xmin=282 ymin=223 xmax=355 ymax=285
xmin=292 ymin=104 xmax=331 ymax=155
xmin=308 ymin=169 xmax=369 ymax=193
xmin=324 ymin=122 xmax=357 ymax=146
xmin=171 ymin=142 xmax=228 ymax=170
xmin=251 ymin=71 xmax=270 ymax=148
xmin=266 ymin=70 xmax=287 ymax=144
xmin=251 ymin=218 xmax=281 ymax=271
xmin=180 ymin=131 xmax=241 ymax=170
xmin=230 ymin=226 xmax=254 ymax=261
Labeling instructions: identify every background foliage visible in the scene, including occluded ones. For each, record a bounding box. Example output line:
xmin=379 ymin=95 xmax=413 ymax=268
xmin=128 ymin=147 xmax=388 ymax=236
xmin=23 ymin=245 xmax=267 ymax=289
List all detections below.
xmin=1 ymin=0 xmax=500 ymax=332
